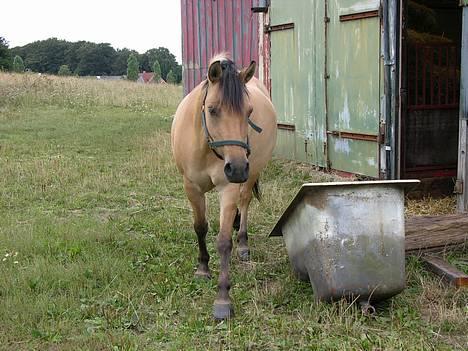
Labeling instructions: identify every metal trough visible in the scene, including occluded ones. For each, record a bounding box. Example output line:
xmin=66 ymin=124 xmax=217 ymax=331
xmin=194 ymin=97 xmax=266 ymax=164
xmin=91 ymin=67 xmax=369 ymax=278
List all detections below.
xmin=270 ymin=180 xmax=419 ymax=303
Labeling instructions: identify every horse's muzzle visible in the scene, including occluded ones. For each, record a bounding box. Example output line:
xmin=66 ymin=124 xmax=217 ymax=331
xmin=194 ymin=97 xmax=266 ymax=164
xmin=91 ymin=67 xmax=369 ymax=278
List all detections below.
xmin=224 ymin=160 xmax=249 ymax=183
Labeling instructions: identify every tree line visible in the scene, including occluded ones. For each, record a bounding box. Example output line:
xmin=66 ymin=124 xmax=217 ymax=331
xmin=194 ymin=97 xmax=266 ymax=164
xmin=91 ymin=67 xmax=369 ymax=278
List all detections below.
xmin=0 ymin=37 xmax=182 ymax=83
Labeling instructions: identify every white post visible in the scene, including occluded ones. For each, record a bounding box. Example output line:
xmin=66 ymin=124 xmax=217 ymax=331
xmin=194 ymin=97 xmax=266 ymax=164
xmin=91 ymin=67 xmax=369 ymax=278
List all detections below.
xmin=258 ymin=12 xmax=265 ymax=84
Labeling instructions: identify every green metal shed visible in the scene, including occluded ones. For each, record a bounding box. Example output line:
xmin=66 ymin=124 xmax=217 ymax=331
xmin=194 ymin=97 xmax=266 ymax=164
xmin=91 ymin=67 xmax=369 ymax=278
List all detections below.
xmin=265 ymin=0 xmax=394 ymax=179
xmin=260 ymin=0 xmax=465 ymax=185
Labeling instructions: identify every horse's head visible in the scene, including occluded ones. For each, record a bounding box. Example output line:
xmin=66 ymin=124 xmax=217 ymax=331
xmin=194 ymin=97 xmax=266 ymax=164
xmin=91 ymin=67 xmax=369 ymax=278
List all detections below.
xmin=203 ymin=57 xmax=256 ymax=183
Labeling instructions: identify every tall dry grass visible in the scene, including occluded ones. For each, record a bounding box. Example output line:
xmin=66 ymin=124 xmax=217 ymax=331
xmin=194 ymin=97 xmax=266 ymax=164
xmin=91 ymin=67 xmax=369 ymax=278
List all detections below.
xmin=0 ymin=72 xmax=182 ymax=113
xmin=0 ymin=70 xmax=466 ymax=350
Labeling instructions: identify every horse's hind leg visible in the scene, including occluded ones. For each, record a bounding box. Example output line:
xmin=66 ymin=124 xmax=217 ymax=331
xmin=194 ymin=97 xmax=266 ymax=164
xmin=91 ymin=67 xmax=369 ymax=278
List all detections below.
xmin=213 ymin=185 xmax=239 ymax=320
xmin=183 ymin=178 xmax=210 ymax=279
xmin=232 ymin=209 xmax=240 ymax=231
xmin=236 ymin=180 xmax=255 ymax=261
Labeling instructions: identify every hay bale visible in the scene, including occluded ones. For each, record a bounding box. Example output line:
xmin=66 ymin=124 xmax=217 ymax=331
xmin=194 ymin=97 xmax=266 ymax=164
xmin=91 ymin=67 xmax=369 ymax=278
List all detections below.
xmin=407 ymin=29 xmax=453 ymax=45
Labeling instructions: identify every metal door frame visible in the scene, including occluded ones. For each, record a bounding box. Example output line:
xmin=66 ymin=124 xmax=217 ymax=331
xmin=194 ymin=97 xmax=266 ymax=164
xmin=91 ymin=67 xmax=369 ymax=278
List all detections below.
xmin=382 ymin=0 xmax=400 ymax=179
xmin=399 ymin=0 xmax=465 ymax=180
xmin=457 ymin=1 xmax=468 ymax=212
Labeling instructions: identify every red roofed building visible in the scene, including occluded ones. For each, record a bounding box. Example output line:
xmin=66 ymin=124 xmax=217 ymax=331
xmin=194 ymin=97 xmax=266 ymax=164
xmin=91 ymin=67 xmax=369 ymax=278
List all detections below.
xmin=137 ymin=71 xmax=154 ymax=84
xmin=137 ymin=71 xmax=167 ymax=84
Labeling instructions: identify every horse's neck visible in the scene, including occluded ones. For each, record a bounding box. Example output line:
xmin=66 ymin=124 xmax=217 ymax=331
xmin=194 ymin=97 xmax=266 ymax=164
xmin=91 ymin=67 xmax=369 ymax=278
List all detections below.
xmin=190 ymin=87 xmax=210 ymax=155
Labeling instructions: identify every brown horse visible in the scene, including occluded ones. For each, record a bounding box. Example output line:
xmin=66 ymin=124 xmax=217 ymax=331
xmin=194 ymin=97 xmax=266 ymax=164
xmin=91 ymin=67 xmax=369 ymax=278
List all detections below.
xmin=171 ymin=54 xmax=277 ymax=319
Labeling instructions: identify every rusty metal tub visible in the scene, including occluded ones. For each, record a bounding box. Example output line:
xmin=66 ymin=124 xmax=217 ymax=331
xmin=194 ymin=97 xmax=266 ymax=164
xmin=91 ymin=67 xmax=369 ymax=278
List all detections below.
xmin=270 ymin=180 xmax=419 ymax=303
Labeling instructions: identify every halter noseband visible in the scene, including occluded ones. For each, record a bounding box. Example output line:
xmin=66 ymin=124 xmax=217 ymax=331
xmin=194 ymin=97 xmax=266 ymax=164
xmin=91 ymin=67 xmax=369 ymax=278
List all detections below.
xmin=200 ymin=85 xmax=263 ymax=161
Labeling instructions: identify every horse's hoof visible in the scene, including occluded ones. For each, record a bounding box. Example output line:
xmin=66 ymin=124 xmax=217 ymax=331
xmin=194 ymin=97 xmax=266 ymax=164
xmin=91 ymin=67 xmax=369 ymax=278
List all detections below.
xmin=237 ymin=247 xmax=250 ymax=261
xmin=213 ymin=302 xmax=234 ymax=320
xmin=194 ymin=268 xmax=211 ymax=280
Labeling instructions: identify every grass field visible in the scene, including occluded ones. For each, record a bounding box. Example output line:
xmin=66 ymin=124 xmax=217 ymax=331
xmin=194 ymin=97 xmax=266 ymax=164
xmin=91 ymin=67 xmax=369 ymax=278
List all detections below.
xmin=0 ymin=72 xmax=466 ymax=350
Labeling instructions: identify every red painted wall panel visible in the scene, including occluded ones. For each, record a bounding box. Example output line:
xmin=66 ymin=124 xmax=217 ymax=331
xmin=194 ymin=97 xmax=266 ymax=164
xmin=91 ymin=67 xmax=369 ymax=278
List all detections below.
xmin=181 ymin=0 xmax=260 ymax=95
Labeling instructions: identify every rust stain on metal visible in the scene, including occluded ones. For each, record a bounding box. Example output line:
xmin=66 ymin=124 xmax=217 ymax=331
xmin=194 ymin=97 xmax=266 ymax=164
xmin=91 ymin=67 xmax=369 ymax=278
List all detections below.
xmin=277 ymin=123 xmax=296 ymax=131
xmin=339 ymin=10 xmax=379 ymax=22
xmin=265 ymin=22 xmax=295 ymax=33
xmin=327 ymin=130 xmax=379 ymax=142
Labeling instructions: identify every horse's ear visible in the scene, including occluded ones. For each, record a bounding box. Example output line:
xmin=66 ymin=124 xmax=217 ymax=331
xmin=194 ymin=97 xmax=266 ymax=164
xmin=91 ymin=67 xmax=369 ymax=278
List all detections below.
xmin=208 ymin=61 xmax=223 ymax=83
xmin=239 ymin=61 xmax=256 ymax=83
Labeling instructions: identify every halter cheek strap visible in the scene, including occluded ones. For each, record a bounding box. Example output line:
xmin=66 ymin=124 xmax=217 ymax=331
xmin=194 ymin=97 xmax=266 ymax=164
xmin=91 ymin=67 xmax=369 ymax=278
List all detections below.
xmin=200 ymin=86 xmax=263 ymax=161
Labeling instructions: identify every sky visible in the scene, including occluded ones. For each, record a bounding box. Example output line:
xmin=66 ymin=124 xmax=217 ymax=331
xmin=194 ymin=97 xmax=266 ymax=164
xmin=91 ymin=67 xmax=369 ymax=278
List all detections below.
xmin=1 ymin=0 xmax=182 ymax=63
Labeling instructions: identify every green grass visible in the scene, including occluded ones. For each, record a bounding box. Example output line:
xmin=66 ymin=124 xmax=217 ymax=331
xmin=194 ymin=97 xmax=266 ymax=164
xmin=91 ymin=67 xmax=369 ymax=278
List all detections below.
xmin=0 ymin=73 xmax=467 ymax=350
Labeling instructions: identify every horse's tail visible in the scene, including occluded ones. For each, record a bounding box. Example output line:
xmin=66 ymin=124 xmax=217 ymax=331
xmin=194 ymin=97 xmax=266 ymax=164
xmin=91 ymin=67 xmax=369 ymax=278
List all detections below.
xmin=252 ymin=180 xmax=261 ymax=201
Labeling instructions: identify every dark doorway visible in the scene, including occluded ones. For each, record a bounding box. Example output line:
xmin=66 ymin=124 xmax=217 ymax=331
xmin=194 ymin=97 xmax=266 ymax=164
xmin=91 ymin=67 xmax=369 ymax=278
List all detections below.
xmin=401 ymin=0 xmax=462 ymax=179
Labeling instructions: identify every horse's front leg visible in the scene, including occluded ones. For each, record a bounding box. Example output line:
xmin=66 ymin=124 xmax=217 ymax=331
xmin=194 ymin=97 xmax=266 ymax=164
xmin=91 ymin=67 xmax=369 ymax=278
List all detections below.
xmin=213 ymin=185 xmax=239 ymax=320
xmin=183 ymin=178 xmax=210 ymax=279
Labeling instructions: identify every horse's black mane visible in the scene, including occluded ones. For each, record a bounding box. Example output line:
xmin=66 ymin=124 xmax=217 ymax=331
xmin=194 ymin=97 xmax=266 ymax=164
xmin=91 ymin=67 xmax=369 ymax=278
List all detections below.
xmin=204 ymin=59 xmax=247 ymax=114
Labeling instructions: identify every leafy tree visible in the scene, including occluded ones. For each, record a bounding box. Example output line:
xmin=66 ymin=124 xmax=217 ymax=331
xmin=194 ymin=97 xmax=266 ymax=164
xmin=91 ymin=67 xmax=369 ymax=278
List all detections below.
xmin=152 ymin=60 xmax=161 ymax=81
xmin=8 ymin=38 xmax=180 ymax=79
xmin=13 ymin=55 xmax=25 ymax=72
xmin=64 ymin=41 xmax=85 ymax=74
xmin=10 ymin=39 xmax=117 ymax=75
xmin=166 ymin=69 xmax=177 ymax=84
xmin=0 ymin=37 xmax=12 ymax=71
xmin=143 ymin=47 xmax=180 ymax=82
xmin=112 ymin=48 xmax=137 ymax=76
xmin=127 ymin=53 xmax=139 ymax=81
xmin=174 ymin=64 xmax=182 ymax=83
xmin=58 ymin=64 xmax=72 ymax=76
xmin=138 ymin=53 xmax=150 ymax=73
xmin=75 ymin=42 xmax=116 ymax=76
xmin=145 ymin=50 xmax=158 ymax=70
xmin=11 ymin=38 xmax=68 ymax=73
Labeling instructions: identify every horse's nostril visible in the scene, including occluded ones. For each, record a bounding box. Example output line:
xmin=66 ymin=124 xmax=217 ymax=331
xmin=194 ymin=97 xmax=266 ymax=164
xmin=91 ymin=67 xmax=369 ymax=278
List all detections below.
xmin=224 ymin=162 xmax=233 ymax=177
xmin=224 ymin=161 xmax=249 ymax=183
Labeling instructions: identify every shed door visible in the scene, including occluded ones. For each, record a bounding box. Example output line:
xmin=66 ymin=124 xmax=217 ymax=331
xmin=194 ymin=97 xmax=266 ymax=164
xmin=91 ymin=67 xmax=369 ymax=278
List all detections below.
xmin=326 ymin=0 xmax=382 ymax=177
xmin=269 ymin=0 xmax=327 ymax=165
xmin=269 ymin=0 xmax=386 ymax=176
xmin=270 ymin=23 xmax=300 ymax=161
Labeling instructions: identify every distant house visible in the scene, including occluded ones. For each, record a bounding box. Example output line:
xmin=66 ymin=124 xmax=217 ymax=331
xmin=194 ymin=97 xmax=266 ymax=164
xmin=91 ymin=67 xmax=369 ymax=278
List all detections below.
xmin=137 ymin=71 xmax=154 ymax=84
xmin=137 ymin=71 xmax=167 ymax=84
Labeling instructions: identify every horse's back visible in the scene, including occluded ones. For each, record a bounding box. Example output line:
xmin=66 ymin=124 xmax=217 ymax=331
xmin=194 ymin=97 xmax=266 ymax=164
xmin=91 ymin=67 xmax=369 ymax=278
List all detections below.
xmin=171 ymin=82 xmax=201 ymax=146
xmin=247 ymin=77 xmax=270 ymax=99
xmin=245 ymin=78 xmax=277 ymax=175
xmin=171 ymin=82 xmax=203 ymax=174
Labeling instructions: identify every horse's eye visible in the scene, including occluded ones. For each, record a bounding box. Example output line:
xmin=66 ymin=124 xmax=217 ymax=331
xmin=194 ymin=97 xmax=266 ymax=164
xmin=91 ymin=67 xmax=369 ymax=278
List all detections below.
xmin=208 ymin=106 xmax=218 ymax=116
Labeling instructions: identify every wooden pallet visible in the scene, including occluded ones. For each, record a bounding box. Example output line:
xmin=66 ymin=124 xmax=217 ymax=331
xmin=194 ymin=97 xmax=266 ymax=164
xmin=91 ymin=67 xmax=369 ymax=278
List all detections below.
xmin=405 ymin=213 xmax=467 ymax=288
xmin=405 ymin=213 xmax=468 ymax=252
xmin=422 ymin=256 xmax=468 ymax=287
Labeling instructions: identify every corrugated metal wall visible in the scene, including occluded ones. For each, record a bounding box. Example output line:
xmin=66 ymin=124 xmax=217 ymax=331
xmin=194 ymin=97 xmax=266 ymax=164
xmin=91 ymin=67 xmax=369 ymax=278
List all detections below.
xmin=268 ymin=0 xmax=383 ymax=178
xmin=181 ymin=0 xmax=260 ymax=95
